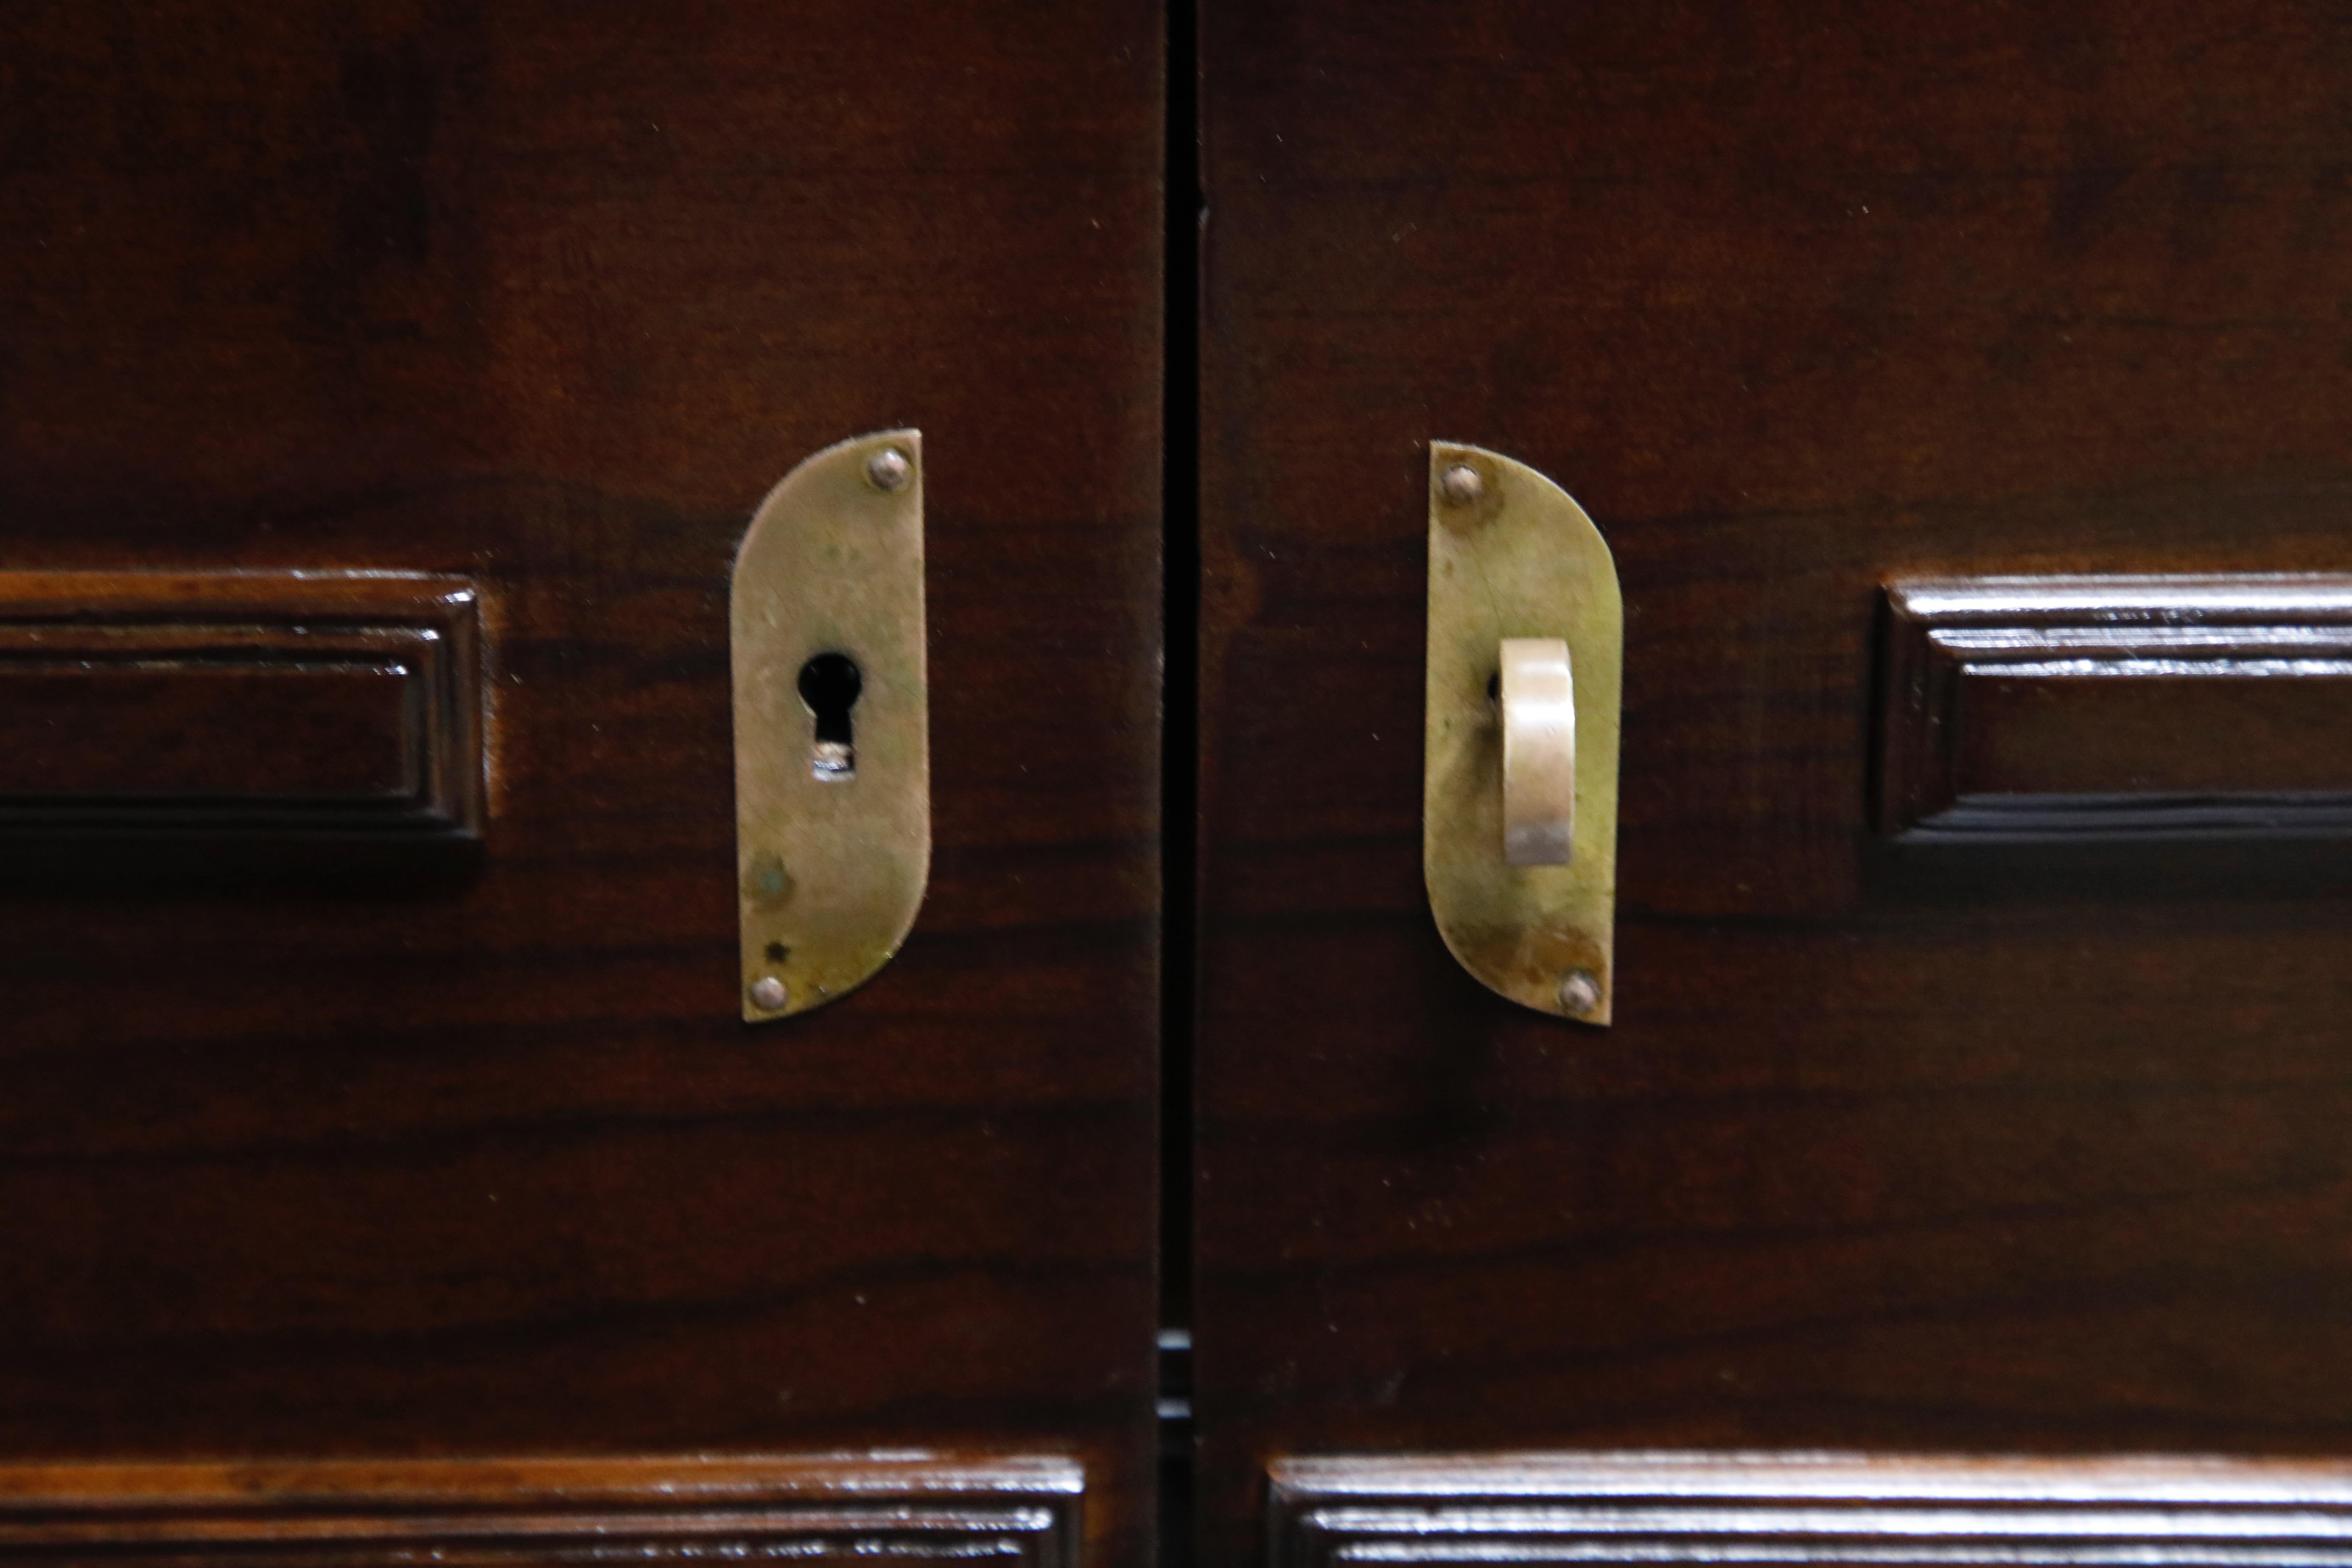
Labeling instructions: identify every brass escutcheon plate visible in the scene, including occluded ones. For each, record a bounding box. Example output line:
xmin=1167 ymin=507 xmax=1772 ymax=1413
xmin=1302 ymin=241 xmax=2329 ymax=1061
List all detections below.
xmin=1424 ymin=441 xmax=1623 ymax=1024
xmin=732 ymin=430 xmax=930 ymax=1020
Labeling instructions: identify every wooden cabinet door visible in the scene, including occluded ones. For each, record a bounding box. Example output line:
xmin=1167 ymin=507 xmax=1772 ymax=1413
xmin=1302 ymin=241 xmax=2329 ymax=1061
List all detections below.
xmin=0 ymin=5 xmax=1162 ymax=1566
xmin=1194 ymin=2 xmax=2352 ymax=1562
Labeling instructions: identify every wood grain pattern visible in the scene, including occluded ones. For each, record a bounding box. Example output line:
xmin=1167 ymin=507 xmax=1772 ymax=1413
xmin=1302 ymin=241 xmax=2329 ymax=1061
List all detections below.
xmin=0 ymin=4 xmax=1161 ymax=1565
xmin=1197 ymin=1 xmax=2352 ymax=1562
xmin=1269 ymin=1451 xmax=2352 ymax=1567
xmin=1879 ymin=575 xmax=2352 ymax=838
xmin=0 ymin=1453 xmax=1082 ymax=1565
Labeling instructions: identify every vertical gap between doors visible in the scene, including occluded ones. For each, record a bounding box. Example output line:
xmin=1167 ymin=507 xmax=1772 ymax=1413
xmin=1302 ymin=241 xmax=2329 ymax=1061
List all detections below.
xmin=1157 ymin=0 xmax=1202 ymax=1559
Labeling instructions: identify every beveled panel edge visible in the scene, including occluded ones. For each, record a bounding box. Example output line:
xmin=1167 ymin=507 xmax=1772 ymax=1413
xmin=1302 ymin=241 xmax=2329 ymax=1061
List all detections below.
xmin=1876 ymin=573 xmax=2352 ymax=841
xmin=1268 ymin=1450 xmax=2352 ymax=1567
xmin=0 ymin=1452 xmax=1082 ymax=1566
xmin=0 ymin=569 xmax=483 ymax=840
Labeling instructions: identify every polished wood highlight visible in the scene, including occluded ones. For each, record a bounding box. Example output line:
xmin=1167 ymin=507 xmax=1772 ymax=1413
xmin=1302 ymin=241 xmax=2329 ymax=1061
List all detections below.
xmin=0 ymin=5 xmax=1162 ymax=1565
xmin=1879 ymin=576 xmax=2352 ymax=839
xmin=1269 ymin=1452 xmax=2352 ymax=1567
xmin=0 ymin=1454 xmax=1081 ymax=1565
xmin=1198 ymin=2 xmax=2352 ymax=1564
xmin=0 ymin=572 xmax=480 ymax=836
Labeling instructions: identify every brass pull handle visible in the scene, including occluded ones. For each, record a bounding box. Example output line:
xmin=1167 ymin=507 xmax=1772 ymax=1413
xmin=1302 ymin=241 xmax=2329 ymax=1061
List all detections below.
xmin=1424 ymin=442 xmax=1622 ymax=1023
xmin=1499 ymin=637 xmax=1575 ymax=865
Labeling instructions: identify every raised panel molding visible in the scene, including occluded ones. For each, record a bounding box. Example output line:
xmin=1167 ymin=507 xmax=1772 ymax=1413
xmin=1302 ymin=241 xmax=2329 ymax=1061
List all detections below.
xmin=1876 ymin=575 xmax=2352 ymax=840
xmin=0 ymin=1454 xmax=1082 ymax=1565
xmin=1268 ymin=1451 xmax=2352 ymax=1566
xmin=0 ymin=571 xmax=483 ymax=840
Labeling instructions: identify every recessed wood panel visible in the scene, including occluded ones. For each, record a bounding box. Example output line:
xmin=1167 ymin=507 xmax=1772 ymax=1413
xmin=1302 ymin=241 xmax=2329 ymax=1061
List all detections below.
xmin=0 ymin=666 xmax=412 ymax=801
xmin=1878 ymin=576 xmax=2352 ymax=839
xmin=1957 ymin=670 xmax=2352 ymax=800
xmin=0 ymin=572 xmax=480 ymax=835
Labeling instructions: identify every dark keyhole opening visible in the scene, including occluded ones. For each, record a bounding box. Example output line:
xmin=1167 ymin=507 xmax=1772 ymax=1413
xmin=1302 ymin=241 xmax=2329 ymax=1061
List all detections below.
xmin=797 ymin=652 xmax=862 ymax=780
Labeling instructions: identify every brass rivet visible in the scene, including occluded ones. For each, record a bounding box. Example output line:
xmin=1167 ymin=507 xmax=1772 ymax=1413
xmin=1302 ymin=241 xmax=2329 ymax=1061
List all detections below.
xmin=750 ymin=975 xmax=790 ymax=1011
xmin=866 ymin=447 xmax=912 ymax=492
xmin=1439 ymin=463 xmax=1483 ymax=505
xmin=1558 ymin=969 xmax=1601 ymax=1016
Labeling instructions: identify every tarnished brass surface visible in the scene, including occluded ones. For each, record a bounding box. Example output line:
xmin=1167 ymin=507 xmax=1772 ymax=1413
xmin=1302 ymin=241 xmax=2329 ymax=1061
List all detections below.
xmin=1425 ymin=442 xmax=1622 ymax=1024
xmin=732 ymin=430 xmax=929 ymax=1020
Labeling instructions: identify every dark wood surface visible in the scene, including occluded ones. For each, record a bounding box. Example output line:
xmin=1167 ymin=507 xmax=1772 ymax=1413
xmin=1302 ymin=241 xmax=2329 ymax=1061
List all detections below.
xmin=1198 ymin=1 xmax=2352 ymax=1561
xmin=0 ymin=5 xmax=1161 ymax=1566
xmin=0 ymin=665 xmax=414 ymax=799
xmin=0 ymin=1453 xmax=1084 ymax=1565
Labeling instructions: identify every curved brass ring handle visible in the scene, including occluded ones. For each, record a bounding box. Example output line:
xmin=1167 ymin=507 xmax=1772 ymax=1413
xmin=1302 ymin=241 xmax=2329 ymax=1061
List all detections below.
xmin=1499 ymin=637 xmax=1575 ymax=866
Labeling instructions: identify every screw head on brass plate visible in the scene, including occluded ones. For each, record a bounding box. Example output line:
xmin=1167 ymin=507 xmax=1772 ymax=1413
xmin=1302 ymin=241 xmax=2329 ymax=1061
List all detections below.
xmin=750 ymin=975 xmax=789 ymax=1011
xmin=1438 ymin=463 xmax=1484 ymax=506
xmin=1558 ymin=969 xmax=1601 ymax=1016
xmin=865 ymin=447 xmax=913 ymax=492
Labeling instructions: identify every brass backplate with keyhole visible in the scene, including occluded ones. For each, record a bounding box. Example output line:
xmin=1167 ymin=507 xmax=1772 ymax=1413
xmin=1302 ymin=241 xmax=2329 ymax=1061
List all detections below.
xmin=730 ymin=429 xmax=930 ymax=1020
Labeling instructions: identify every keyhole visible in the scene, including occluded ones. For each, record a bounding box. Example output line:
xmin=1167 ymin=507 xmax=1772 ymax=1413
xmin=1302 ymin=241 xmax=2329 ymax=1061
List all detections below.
xmin=798 ymin=652 xmax=862 ymax=780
